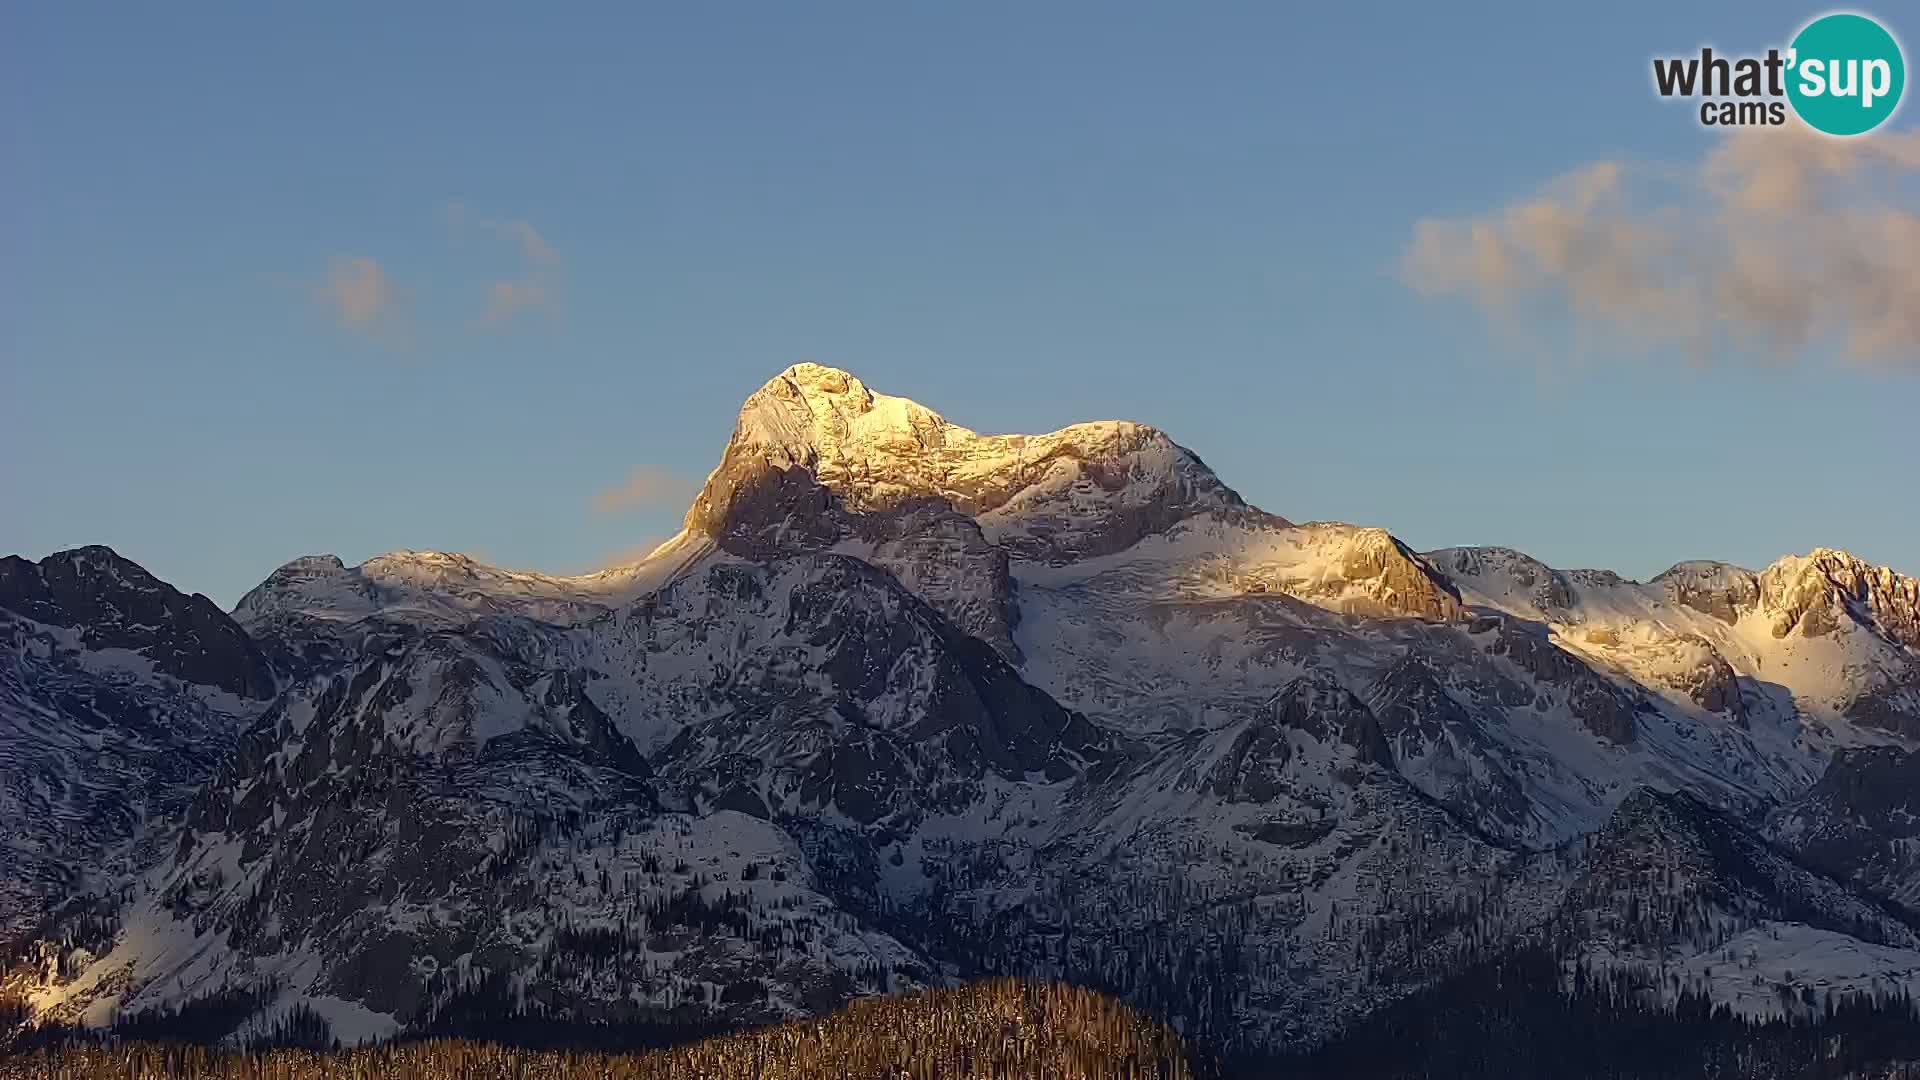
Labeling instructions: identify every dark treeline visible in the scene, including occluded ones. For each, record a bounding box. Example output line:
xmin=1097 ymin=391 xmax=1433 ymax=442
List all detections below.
xmin=0 ymin=978 xmax=1205 ymax=1080
xmin=412 ymin=967 xmax=742 ymax=1054
xmin=1262 ymin=946 xmax=1920 ymax=1080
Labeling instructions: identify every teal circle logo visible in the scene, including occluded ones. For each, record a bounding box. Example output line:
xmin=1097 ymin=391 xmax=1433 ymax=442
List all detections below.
xmin=1787 ymin=12 xmax=1905 ymax=135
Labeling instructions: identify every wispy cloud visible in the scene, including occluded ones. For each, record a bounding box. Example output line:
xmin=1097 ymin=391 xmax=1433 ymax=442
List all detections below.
xmin=1402 ymin=121 xmax=1920 ymax=371
xmin=443 ymin=207 xmax=564 ymax=326
xmin=486 ymin=219 xmax=560 ymax=267
xmin=313 ymin=256 xmax=401 ymax=336
xmin=485 ymin=279 xmax=550 ymax=324
xmin=591 ymin=465 xmax=690 ymax=515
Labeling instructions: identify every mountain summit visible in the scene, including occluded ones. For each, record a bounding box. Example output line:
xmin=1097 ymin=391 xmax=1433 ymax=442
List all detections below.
xmin=6 ymin=362 xmax=1919 ymax=1063
xmin=686 ymin=362 xmax=1279 ymax=563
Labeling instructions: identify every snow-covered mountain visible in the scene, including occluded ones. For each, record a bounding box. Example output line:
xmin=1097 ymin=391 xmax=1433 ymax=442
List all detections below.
xmin=0 ymin=548 xmax=273 ymax=951
xmin=5 ymin=364 xmax=1917 ymax=1058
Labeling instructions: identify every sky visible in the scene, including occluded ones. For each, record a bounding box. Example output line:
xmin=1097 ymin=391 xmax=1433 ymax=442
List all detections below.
xmin=4 ymin=1 xmax=1916 ymax=607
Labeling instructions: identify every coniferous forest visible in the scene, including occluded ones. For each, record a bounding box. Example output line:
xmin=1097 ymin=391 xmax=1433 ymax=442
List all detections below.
xmin=0 ymin=979 xmax=1205 ymax=1080
xmin=18 ymin=962 xmax=1920 ymax=1079
xmin=1270 ymin=948 xmax=1920 ymax=1080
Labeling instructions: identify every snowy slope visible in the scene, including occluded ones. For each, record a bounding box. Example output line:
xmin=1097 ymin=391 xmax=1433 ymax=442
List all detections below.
xmin=688 ymin=363 xmax=1279 ymax=563
xmin=0 ymin=549 xmax=271 ymax=950
xmin=8 ymin=363 xmax=1919 ymax=1057
xmin=1430 ymin=545 xmax=1920 ymax=739
xmin=22 ymin=586 xmax=933 ymax=1043
xmin=230 ymin=535 xmax=719 ymax=677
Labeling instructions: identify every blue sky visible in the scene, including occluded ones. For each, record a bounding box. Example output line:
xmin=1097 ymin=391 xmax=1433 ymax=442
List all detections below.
xmin=5 ymin=1 xmax=1915 ymax=606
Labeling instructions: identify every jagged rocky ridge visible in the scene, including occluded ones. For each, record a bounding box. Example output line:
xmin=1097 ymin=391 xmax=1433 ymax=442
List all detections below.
xmin=4 ymin=363 xmax=1919 ymax=1060
xmin=0 ymin=549 xmax=272 ymax=952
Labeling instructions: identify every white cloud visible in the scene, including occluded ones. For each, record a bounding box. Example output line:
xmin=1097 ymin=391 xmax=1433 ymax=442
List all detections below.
xmin=457 ymin=214 xmax=561 ymax=326
xmin=591 ymin=465 xmax=688 ymax=515
xmin=487 ymin=219 xmax=559 ymax=266
xmin=313 ymin=256 xmax=399 ymax=334
xmin=1403 ymin=121 xmax=1920 ymax=370
xmin=485 ymin=279 xmax=550 ymax=324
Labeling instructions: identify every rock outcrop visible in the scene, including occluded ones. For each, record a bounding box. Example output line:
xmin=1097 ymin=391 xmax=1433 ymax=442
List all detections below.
xmin=1 ymin=546 xmax=273 ymax=699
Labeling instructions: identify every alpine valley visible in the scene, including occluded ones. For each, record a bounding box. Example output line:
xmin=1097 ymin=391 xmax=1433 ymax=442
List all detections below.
xmin=6 ymin=364 xmax=1920 ymax=1071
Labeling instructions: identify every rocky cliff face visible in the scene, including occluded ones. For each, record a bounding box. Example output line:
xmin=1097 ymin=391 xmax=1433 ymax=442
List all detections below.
xmin=681 ymin=366 xmax=1473 ymax=648
xmin=841 ymin=501 xmax=1021 ymax=660
xmin=1264 ymin=526 xmax=1463 ymax=623
xmin=1772 ymin=745 xmax=1920 ymax=908
xmin=590 ymin=555 xmax=1108 ymax=829
xmin=0 ymin=549 xmax=270 ymax=950
xmin=1563 ymin=785 xmax=1920 ymax=994
xmin=680 ymin=364 xmax=1290 ymax=660
xmin=1485 ymin=621 xmax=1640 ymax=745
xmin=1760 ymin=549 xmax=1920 ymax=649
xmin=1434 ymin=546 xmax=1577 ymax=615
xmin=1654 ymin=560 xmax=1762 ymax=626
xmin=2 ymin=547 xmax=273 ymax=700
xmin=686 ymin=364 xmax=1274 ymax=562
